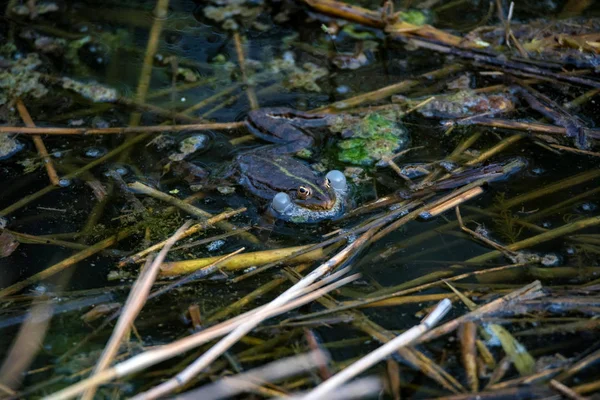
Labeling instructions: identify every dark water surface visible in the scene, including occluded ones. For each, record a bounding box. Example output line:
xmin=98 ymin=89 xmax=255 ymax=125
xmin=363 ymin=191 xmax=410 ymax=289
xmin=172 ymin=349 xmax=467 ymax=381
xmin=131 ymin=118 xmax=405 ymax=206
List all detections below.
xmin=1 ymin=0 xmax=600 ymax=397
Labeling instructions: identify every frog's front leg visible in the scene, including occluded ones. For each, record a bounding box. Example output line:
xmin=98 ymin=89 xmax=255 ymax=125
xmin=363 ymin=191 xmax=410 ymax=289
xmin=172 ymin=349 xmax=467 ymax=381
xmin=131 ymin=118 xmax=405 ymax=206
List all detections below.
xmin=245 ymin=107 xmax=332 ymax=154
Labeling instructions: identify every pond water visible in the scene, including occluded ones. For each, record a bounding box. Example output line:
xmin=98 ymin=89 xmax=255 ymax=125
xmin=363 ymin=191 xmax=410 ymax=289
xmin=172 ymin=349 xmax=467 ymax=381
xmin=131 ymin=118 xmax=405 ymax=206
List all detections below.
xmin=1 ymin=0 xmax=600 ymax=398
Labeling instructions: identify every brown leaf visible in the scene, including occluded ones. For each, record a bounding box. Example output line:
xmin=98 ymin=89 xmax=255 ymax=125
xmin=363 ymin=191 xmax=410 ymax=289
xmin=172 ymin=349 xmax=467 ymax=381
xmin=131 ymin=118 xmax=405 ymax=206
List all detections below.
xmin=0 ymin=231 xmax=19 ymax=258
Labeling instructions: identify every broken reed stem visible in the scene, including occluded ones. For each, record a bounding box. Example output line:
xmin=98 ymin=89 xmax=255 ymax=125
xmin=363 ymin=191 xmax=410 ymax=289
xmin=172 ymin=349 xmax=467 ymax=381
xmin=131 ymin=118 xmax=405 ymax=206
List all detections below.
xmin=302 ymin=299 xmax=452 ymax=399
xmin=128 ymin=181 xmax=259 ymax=244
xmin=81 ymin=221 xmax=191 ymax=400
xmin=15 ymin=98 xmax=60 ymax=186
xmin=463 ymin=134 xmax=524 ymax=166
xmin=233 ymin=32 xmax=259 ymax=110
xmin=0 ymin=121 xmax=246 ymax=135
xmin=314 ymin=64 xmax=463 ymax=112
xmin=118 ymin=207 xmax=247 ymax=267
xmin=0 ymin=133 xmax=151 ymax=217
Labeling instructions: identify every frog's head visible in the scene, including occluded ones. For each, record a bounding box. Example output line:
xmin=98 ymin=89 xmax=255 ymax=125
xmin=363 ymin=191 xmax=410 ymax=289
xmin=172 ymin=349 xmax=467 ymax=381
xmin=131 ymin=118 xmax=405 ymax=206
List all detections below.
xmin=289 ymin=176 xmax=336 ymax=211
xmin=272 ymin=170 xmax=348 ymax=222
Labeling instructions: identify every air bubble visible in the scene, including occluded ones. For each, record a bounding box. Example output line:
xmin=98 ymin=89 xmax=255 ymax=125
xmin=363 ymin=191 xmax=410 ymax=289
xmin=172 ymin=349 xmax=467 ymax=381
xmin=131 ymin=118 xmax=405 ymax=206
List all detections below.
xmin=58 ymin=178 xmax=71 ymax=187
xmin=326 ymin=170 xmax=347 ymax=191
xmin=272 ymin=192 xmax=292 ymax=213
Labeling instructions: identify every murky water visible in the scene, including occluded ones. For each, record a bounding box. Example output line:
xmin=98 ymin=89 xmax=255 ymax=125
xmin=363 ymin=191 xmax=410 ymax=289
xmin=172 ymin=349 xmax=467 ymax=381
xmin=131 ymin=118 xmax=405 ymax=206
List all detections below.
xmin=1 ymin=0 xmax=600 ymax=397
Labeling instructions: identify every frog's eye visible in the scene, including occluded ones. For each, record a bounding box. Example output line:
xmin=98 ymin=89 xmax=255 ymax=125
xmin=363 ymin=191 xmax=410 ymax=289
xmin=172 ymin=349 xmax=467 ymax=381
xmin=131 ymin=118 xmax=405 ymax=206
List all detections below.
xmin=297 ymin=186 xmax=312 ymax=199
xmin=324 ymin=178 xmax=331 ymax=188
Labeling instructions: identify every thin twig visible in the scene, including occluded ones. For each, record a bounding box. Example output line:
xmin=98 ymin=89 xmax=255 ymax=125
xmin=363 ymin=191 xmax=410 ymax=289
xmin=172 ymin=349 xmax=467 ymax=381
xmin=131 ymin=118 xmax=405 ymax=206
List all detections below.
xmin=15 ymin=98 xmax=59 ymax=185
xmin=0 ymin=121 xmax=246 ymax=135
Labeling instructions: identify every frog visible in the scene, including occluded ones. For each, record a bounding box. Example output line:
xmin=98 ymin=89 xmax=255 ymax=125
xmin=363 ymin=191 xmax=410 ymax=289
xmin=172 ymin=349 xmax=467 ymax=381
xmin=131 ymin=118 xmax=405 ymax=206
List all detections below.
xmin=233 ymin=108 xmax=348 ymax=222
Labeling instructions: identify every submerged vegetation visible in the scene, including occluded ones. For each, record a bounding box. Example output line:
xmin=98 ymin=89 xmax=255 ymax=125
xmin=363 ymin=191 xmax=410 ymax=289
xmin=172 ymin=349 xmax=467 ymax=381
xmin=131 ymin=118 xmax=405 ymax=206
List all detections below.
xmin=1 ymin=0 xmax=600 ymax=399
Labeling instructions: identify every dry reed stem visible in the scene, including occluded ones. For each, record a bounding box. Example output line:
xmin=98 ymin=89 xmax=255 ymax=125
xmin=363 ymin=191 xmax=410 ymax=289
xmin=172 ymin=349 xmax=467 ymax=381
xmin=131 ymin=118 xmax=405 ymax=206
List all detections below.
xmin=81 ymin=221 xmax=191 ymax=400
xmin=372 ymin=178 xmax=490 ymax=242
xmin=234 ymin=201 xmax=419 ymax=282
xmin=426 ymin=187 xmax=484 ymax=217
xmin=0 ymin=225 xmax=140 ymax=298
xmin=385 ymin=168 xmax=600 ymax=258
xmin=233 ymin=32 xmax=259 ymax=110
xmin=455 ymin=206 xmax=516 ymax=256
xmin=282 ymin=268 xmax=465 ymax=393
xmin=550 ymin=143 xmax=600 ymax=157
xmin=159 ymin=244 xmax=331 ymax=276
xmin=0 ymin=121 xmax=246 ymax=135
xmin=44 ymin=274 xmax=360 ymax=400
xmin=301 ymin=299 xmax=451 ymax=399
xmin=0 ymin=191 xmax=205 ymax=298
xmin=0 ymin=299 xmax=53 ymax=390
xmin=206 ymin=264 xmax=311 ymax=322
xmin=487 ymin=367 xmax=562 ymax=390
xmin=549 ymin=380 xmax=588 ymax=400
xmin=556 ymin=347 xmax=600 ymax=382
xmin=15 ymin=99 xmax=59 ymax=186
xmin=118 ymin=207 xmax=247 ymax=267
xmin=458 ymin=322 xmax=478 ymax=392
xmin=131 ymin=228 xmax=376 ymax=399
xmin=128 ymin=0 xmax=170 ymax=127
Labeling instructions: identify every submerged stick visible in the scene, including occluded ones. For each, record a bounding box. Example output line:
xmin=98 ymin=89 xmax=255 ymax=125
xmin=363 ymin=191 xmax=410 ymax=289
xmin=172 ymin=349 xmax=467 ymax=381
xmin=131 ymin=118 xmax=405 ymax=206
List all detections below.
xmin=0 ymin=121 xmax=246 ymax=135
xmin=128 ymin=0 xmax=170 ymax=127
xmin=15 ymin=99 xmax=60 ymax=186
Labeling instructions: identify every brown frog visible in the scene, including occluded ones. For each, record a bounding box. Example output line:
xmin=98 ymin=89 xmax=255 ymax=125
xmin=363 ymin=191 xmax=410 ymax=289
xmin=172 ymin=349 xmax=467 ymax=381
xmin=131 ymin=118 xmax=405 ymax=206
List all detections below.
xmin=235 ymin=108 xmax=347 ymax=222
